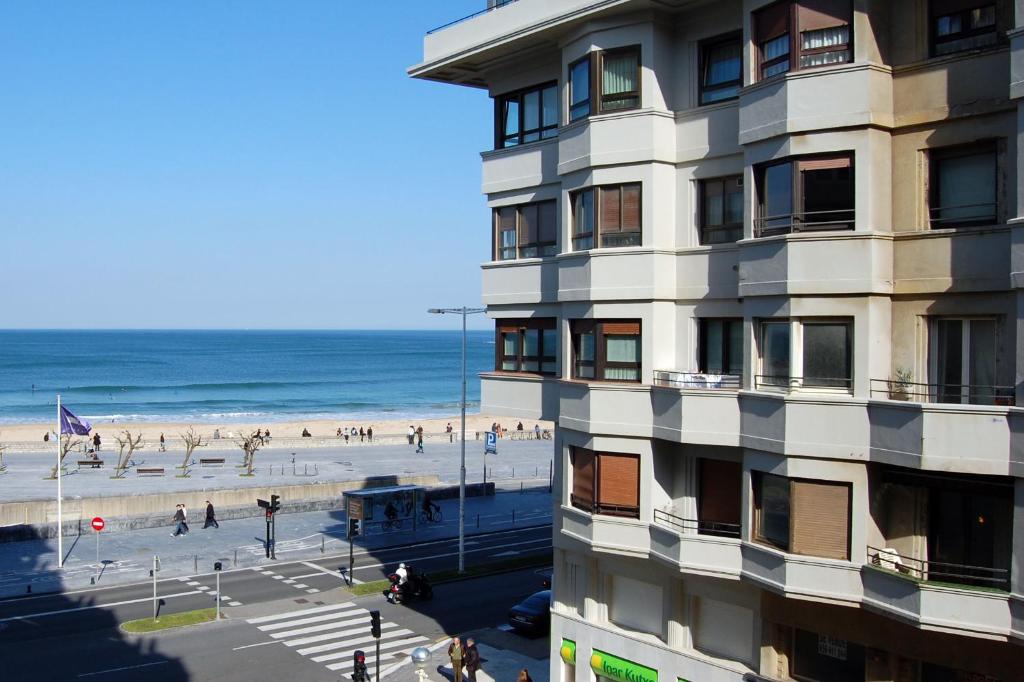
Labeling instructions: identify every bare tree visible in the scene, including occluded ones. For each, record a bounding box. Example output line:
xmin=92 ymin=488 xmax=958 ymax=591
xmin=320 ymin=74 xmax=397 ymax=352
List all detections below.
xmin=179 ymin=427 xmax=204 ymax=477
xmin=113 ymin=430 xmax=143 ymax=478
xmin=237 ymin=430 xmax=263 ymax=476
xmin=47 ymin=433 xmax=83 ymax=479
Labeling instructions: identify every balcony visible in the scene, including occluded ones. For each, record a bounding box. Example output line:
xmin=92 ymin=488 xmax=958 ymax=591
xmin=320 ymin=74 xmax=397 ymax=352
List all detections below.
xmin=740 ymin=541 xmax=864 ymax=603
xmin=558 ymin=109 xmax=676 ymax=175
xmin=481 ymin=136 xmax=559 ymax=194
xmin=558 ymin=504 xmax=650 ymax=557
xmin=893 ymin=228 xmax=1011 ymax=295
xmin=650 ymin=509 xmax=743 ymax=578
xmin=480 ymin=372 xmax=560 ymax=421
xmin=559 ymin=380 xmax=654 ymax=438
xmin=481 ymin=258 xmax=559 ymax=305
xmin=557 ymin=249 xmax=677 ymax=302
xmin=650 ymin=371 xmax=742 ymax=447
xmin=739 ymin=390 xmax=870 ymax=459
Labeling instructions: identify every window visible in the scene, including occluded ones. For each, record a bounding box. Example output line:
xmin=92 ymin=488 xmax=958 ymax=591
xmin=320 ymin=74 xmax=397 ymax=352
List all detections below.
xmin=568 ymin=46 xmax=641 ymax=120
xmin=572 ymin=320 xmax=641 ymax=382
xmin=755 ymin=155 xmax=854 ymax=236
xmin=700 ymin=34 xmax=742 ymax=104
xmin=802 ymin=321 xmax=851 ymax=389
xmin=700 ymin=176 xmax=743 ymax=244
xmin=569 ymin=56 xmax=591 ymax=122
xmin=496 ymin=319 xmax=557 ymax=375
xmin=571 ymin=183 xmax=641 ymax=250
xmin=758 ymin=320 xmax=791 ymax=387
xmin=931 ymin=1 xmax=998 ymax=56
xmin=492 ymin=200 xmax=557 ymax=260
xmin=932 ymin=318 xmax=998 ymax=404
xmin=792 ymin=630 xmax=865 ymax=682
xmin=570 ymin=447 xmax=640 ymax=518
xmin=753 ymin=473 xmax=851 ymax=559
xmin=698 ymin=458 xmax=742 ymax=537
xmin=496 ymin=83 xmax=558 ymax=148
xmin=929 ymin=142 xmax=997 ymax=228
xmin=755 ymin=1 xmax=851 ymax=81
xmin=699 ymin=319 xmax=743 ymax=375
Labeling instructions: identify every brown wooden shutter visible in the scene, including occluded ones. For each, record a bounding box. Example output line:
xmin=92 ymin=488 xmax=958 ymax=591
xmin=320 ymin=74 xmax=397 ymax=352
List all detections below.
xmin=597 ymin=453 xmax=639 ymax=509
xmin=571 ymin=448 xmax=596 ymax=507
xmin=790 ymin=480 xmax=850 ymax=560
xmin=932 ymin=0 xmax=973 ymax=16
xmin=519 ymin=204 xmax=538 ymax=245
xmin=499 ymin=206 xmax=516 ymax=232
xmin=797 ymin=0 xmax=849 ymax=31
xmin=538 ymin=200 xmax=557 ymax=244
xmin=622 ymin=184 xmax=641 ymax=233
xmin=601 ymin=186 xmax=621 ymax=232
xmin=797 ymin=156 xmax=851 ymax=171
xmin=756 ymin=1 xmax=791 ymax=41
xmin=698 ymin=459 xmax=742 ymax=526
xmin=602 ymin=321 xmax=640 ymax=335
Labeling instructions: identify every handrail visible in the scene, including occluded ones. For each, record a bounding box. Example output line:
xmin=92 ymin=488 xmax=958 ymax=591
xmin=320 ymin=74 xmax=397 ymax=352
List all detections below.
xmin=869 ymin=378 xmax=1015 ymax=406
xmin=928 ymin=201 xmax=997 ymax=225
xmin=867 ymin=545 xmax=1009 ymax=591
xmin=753 ymin=208 xmax=855 ymax=237
xmin=653 ymin=508 xmax=741 ymax=538
xmin=427 ymin=0 xmax=520 ymax=34
xmin=653 ymin=370 xmax=741 ymax=390
xmin=754 ymin=374 xmax=853 ymax=390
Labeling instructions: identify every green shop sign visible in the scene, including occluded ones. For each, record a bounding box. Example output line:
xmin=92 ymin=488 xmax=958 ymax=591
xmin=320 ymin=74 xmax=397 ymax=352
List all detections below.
xmin=590 ymin=649 xmax=657 ymax=682
xmin=559 ymin=639 xmax=576 ymax=665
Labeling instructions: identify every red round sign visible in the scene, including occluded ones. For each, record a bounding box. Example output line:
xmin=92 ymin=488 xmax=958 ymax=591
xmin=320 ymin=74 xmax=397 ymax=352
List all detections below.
xmin=91 ymin=517 xmax=105 ymax=532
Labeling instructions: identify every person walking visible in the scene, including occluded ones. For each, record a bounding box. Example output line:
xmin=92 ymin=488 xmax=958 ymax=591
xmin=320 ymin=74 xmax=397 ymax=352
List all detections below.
xmin=93 ymin=432 xmax=101 ymax=451
xmin=181 ymin=503 xmax=189 ymax=534
xmin=367 ymin=426 xmax=373 ymax=442
xmin=415 ymin=430 xmax=424 ymax=454
xmin=464 ymin=637 xmax=480 ymax=682
xmin=447 ymin=637 xmax=465 ymax=682
xmin=517 ymin=670 xmax=533 ymax=682
xmin=203 ymin=500 xmax=219 ymax=529
xmin=359 ymin=427 xmax=365 ymax=443
xmin=407 ymin=425 xmax=415 ymax=445
xmin=446 ymin=422 xmax=453 ymax=443
xmin=159 ymin=433 xmax=166 ymax=452
xmin=171 ymin=505 xmax=187 ymax=537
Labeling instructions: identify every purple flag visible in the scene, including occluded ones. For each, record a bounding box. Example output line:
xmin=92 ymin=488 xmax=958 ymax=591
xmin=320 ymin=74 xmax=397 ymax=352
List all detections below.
xmin=59 ymin=405 xmax=91 ymax=436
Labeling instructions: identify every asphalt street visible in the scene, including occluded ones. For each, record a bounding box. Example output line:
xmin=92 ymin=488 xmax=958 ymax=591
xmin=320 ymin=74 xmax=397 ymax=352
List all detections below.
xmin=0 ymin=524 xmax=552 ymax=681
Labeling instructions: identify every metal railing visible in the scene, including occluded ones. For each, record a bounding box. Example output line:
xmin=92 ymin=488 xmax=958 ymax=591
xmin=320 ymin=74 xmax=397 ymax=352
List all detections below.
xmin=753 ymin=208 xmax=855 ymax=238
xmin=867 ymin=545 xmax=1009 ymax=591
xmin=928 ymin=201 xmax=997 ymax=228
xmin=427 ymin=0 xmax=520 ymax=34
xmin=653 ymin=370 xmax=741 ymax=390
xmin=869 ymin=379 xmax=1015 ymax=406
xmin=653 ymin=508 xmax=741 ymax=538
xmin=754 ymin=374 xmax=853 ymax=390
xmin=570 ymin=495 xmax=640 ymax=519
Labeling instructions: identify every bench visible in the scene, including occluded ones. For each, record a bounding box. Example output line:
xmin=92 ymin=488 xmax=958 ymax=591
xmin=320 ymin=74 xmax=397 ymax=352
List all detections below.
xmin=137 ymin=467 xmax=165 ymax=476
xmin=77 ymin=460 xmax=104 ymax=469
xmin=199 ymin=458 xmax=226 ymax=468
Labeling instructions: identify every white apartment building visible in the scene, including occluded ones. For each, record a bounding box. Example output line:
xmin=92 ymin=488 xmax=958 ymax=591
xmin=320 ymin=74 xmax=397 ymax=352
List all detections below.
xmin=411 ymin=2 xmax=1023 ymax=681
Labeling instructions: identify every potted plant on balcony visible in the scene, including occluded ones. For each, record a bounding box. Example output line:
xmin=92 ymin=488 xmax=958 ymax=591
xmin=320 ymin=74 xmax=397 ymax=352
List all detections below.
xmin=889 ymin=367 xmax=913 ymax=401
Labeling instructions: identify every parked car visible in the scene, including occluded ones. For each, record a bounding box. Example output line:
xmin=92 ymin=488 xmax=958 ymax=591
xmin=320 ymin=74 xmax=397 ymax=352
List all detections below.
xmin=507 ymin=590 xmax=551 ymax=635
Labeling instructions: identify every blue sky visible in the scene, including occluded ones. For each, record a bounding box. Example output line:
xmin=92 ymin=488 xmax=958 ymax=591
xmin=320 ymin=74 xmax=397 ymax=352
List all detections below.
xmin=0 ymin=1 xmax=494 ymax=329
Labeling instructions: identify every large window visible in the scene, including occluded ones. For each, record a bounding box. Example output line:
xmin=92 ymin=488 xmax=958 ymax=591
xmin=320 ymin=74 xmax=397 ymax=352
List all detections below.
xmin=572 ymin=320 xmax=641 ymax=382
xmin=496 ymin=82 xmax=558 ymax=149
xmin=932 ymin=318 xmax=999 ymax=404
xmin=792 ymin=630 xmax=865 ymax=682
xmin=700 ymin=34 xmax=742 ymax=104
xmin=753 ymin=472 xmax=851 ymax=559
xmin=802 ymin=321 xmax=852 ymax=389
xmin=493 ymin=200 xmax=557 ymax=260
xmin=929 ymin=142 xmax=998 ymax=228
xmin=755 ymin=154 xmax=854 ymax=237
xmin=699 ymin=318 xmax=743 ymax=376
xmin=568 ymin=46 xmax=641 ymax=120
xmin=571 ymin=184 xmax=641 ymax=250
xmin=496 ymin=319 xmax=557 ymax=375
xmin=755 ymin=0 xmax=851 ymax=81
xmin=570 ymin=446 xmax=640 ymax=518
xmin=758 ymin=320 xmax=791 ymax=387
xmin=931 ymin=1 xmax=999 ymax=56
xmin=700 ymin=176 xmax=743 ymax=244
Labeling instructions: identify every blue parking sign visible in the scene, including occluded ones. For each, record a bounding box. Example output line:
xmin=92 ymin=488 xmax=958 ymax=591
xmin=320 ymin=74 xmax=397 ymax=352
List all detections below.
xmin=485 ymin=431 xmax=497 ymax=454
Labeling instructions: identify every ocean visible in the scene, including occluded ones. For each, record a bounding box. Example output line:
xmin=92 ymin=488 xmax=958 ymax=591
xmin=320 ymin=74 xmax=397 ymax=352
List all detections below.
xmin=0 ymin=330 xmax=493 ymax=424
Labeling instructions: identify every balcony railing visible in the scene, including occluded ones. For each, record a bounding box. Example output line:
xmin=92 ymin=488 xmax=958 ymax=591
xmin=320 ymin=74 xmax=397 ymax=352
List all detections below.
xmin=928 ymin=201 xmax=998 ymax=228
xmin=427 ymin=0 xmax=519 ymax=34
xmin=570 ymin=495 xmax=640 ymax=519
xmin=653 ymin=508 xmax=741 ymax=539
xmin=754 ymin=374 xmax=853 ymax=390
xmin=653 ymin=370 xmax=741 ymax=390
xmin=869 ymin=379 xmax=1015 ymax=406
xmin=753 ymin=209 xmax=855 ymax=238
xmin=867 ymin=546 xmax=1010 ymax=591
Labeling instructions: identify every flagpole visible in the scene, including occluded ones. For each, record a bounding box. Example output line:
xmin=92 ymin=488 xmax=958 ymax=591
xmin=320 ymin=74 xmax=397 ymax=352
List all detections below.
xmin=57 ymin=393 xmax=63 ymax=569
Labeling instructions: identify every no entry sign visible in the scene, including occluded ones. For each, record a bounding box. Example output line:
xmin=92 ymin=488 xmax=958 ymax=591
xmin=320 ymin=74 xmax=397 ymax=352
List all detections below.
xmin=91 ymin=517 xmax=105 ymax=532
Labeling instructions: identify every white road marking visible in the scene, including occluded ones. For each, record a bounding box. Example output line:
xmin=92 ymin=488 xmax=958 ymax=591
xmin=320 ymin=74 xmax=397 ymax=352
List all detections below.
xmin=77 ymin=661 xmax=169 ymax=677
xmin=0 ymin=591 xmax=203 ymax=624
xmin=247 ymin=602 xmax=356 ymax=625
xmin=257 ymin=608 xmax=364 ymax=632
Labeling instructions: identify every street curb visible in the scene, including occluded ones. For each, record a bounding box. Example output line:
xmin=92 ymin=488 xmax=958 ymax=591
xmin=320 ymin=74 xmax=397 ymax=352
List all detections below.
xmin=117 ymin=613 xmax=232 ymax=637
xmin=378 ymin=635 xmax=450 ymax=680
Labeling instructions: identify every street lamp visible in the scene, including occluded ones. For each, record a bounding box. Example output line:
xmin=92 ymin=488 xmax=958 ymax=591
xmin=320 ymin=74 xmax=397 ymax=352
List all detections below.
xmin=428 ymin=306 xmax=486 ymax=573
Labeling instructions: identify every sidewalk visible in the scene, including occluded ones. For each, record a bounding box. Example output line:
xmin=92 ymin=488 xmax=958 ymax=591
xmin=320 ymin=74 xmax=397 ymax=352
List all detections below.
xmin=0 ymin=489 xmax=553 ymax=598
xmin=383 ymin=640 xmax=549 ymax=682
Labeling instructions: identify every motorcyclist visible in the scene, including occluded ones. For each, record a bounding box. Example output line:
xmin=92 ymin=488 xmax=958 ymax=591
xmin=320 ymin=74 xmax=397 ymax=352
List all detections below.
xmin=395 ymin=562 xmax=409 ymax=586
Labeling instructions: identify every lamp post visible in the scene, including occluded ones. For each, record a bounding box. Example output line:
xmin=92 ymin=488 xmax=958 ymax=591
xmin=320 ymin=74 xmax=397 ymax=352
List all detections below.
xmin=428 ymin=306 xmax=485 ymax=573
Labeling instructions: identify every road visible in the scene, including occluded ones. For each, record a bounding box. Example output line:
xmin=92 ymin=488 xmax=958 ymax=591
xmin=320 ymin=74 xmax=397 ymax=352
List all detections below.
xmin=0 ymin=524 xmax=552 ymax=681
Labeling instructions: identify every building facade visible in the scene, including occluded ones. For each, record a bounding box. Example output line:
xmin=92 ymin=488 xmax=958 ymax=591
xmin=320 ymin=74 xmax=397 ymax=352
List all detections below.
xmin=412 ymin=1 xmax=1024 ymax=681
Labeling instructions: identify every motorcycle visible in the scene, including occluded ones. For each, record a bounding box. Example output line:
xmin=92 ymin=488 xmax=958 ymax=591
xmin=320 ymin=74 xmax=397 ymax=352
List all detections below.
xmin=383 ymin=571 xmax=433 ymax=604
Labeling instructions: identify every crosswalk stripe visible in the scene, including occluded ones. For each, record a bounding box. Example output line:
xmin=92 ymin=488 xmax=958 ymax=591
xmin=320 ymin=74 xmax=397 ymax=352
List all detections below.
xmin=304 ymin=629 xmax=415 ymax=659
xmin=326 ymin=652 xmax=395 ymax=672
xmin=284 ymin=621 xmax=398 ymax=647
xmin=294 ymin=627 xmax=411 ymax=656
xmin=246 ymin=602 xmax=355 ymax=624
xmin=310 ymin=634 xmax=427 ymax=663
xmin=324 ymin=639 xmax=427 ymax=674
xmin=272 ymin=616 xmax=394 ymax=640
xmin=256 ymin=608 xmax=364 ymax=632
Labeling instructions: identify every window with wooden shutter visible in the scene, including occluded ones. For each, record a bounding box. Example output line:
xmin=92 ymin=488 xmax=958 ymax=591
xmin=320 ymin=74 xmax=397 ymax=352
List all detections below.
xmin=930 ymin=0 xmax=1000 ymax=56
xmin=571 ymin=447 xmax=596 ymax=511
xmin=698 ymin=459 xmax=742 ymax=537
xmin=572 ymin=189 xmax=595 ymax=250
xmin=790 ymin=479 xmax=850 ymax=559
xmin=797 ymin=0 xmax=851 ymax=68
xmin=597 ymin=183 xmax=641 ymax=248
xmin=597 ymin=452 xmax=640 ymax=518
xmin=494 ymin=319 xmax=558 ymax=376
xmin=571 ymin=320 xmax=641 ymax=383
xmin=537 ymin=200 xmax=557 ymax=254
xmin=756 ymin=1 xmax=792 ymax=79
xmin=495 ymin=207 xmax=517 ymax=260
xmin=600 ymin=186 xmax=621 ymax=234
xmin=519 ymin=204 xmax=538 ymax=255
xmin=494 ymin=200 xmax=558 ymax=260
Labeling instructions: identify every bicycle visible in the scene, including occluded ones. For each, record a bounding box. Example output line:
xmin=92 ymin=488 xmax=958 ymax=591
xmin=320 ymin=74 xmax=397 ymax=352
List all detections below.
xmin=418 ymin=507 xmax=444 ymax=524
xmin=382 ymin=516 xmax=403 ymax=531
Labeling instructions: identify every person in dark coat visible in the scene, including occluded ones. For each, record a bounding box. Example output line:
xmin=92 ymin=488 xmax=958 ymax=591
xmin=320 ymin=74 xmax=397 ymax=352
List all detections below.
xmin=203 ymin=500 xmax=219 ymax=529
xmin=464 ymin=637 xmax=481 ymax=682
xmin=171 ymin=505 xmax=187 ymax=537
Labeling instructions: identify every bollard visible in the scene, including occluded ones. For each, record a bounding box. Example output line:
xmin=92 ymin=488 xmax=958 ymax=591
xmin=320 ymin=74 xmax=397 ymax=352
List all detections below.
xmin=520 ymin=481 xmax=524 ymax=494
xmin=535 ymin=466 xmax=538 ymax=477
xmin=26 ymin=585 xmax=31 ymax=594
xmin=234 ymin=548 xmax=238 ymax=567
xmin=193 ymin=554 xmax=198 ymax=573
xmin=512 ymin=466 xmax=515 ymax=478
xmin=304 ymin=464 xmax=308 ymax=476
xmin=321 ymin=534 xmax=325 ymax=553
xmin=476 ymin=513 xmax=480 ymax=529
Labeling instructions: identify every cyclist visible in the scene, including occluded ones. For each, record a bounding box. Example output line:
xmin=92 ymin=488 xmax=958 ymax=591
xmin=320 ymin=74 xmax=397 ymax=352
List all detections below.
xmin=421 ymin=494 xmax=440 ymax=522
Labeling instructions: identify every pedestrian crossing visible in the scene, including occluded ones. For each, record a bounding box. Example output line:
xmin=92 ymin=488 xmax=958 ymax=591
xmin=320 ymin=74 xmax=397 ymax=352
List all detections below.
xmin=246 ymin=602 xmax=429 ymax=676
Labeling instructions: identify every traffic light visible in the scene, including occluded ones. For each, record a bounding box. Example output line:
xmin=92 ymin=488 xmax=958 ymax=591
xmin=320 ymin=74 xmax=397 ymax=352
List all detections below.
xmin=269 ymin=494 xmax=281 ymax=514
xmin=352 ymin=650 xmax=367 ymax=682
xmin=369 ymin=610 xmax=381 ymax=639
xmin=348 ymin=517 xmax=361 ymax=538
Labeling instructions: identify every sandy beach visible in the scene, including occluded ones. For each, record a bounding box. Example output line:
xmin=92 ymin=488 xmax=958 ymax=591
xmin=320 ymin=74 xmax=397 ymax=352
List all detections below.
xmin=0 ymin=413 xmax=553 ymax=446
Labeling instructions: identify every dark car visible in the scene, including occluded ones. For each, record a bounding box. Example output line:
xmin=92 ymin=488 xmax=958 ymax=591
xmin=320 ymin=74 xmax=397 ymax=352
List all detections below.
xmin=507 ymin=589 xmax=551 ymax=635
